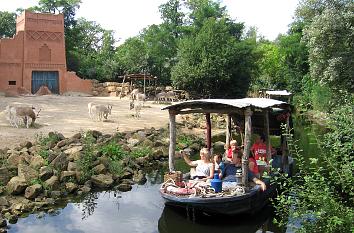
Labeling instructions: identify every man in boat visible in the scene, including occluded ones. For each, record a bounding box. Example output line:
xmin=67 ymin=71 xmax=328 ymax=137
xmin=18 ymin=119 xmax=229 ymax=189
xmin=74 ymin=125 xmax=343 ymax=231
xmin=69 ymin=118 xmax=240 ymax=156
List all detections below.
xmin=222 ymin=152 xmax=266 ymax=191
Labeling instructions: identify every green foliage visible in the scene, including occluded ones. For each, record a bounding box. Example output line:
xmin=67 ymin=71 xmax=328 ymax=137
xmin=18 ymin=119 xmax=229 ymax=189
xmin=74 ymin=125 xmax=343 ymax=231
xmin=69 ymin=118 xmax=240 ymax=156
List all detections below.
xmin=99 ymin=142 xmax=127 ymax=161
xmin=176 ymin=134 xmax=194 ymax=150
xmin=274 ymin=104 xmax=354 ymax=233
xmin=300 ymin=0 xmax=354 ymax=92
xmin=76 ymin=132 xmax=96 ymax=183
xmin=130 ymin=146 xmax=153 ymax=159
xmin=36 ymin=132 xmax=60 ymax=148
xmin=30 ymin=178 xmax=49 ymax=190
xmin=0 ymin=11 xmax=16 ymax=38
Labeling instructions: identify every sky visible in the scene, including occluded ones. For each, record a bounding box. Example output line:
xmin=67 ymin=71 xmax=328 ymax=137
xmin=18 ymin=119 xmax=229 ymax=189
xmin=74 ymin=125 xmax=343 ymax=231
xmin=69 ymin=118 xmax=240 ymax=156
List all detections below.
xmin=1 ymin=0 xmax=299 ymax=43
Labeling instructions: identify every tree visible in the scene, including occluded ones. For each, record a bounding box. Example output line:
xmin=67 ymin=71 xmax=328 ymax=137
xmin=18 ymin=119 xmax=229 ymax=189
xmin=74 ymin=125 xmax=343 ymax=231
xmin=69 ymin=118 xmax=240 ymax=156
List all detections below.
xmin=298 ymin=0 xmax=354 ymax=93
xmin=0 ymin=11 xmax=16 ymax=38
xmin=171 ymin=17 xmax=254 ymax=98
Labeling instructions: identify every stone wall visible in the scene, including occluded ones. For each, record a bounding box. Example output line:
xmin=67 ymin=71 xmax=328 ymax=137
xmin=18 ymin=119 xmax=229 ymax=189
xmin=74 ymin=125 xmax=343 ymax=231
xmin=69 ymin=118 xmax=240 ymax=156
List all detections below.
xmin=91 ymin=81 xmax=130 ymax=97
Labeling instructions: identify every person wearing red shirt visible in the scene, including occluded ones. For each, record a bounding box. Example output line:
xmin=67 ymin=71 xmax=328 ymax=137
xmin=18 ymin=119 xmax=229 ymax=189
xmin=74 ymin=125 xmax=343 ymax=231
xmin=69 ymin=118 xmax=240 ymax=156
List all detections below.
xmin=251 ymin=135 xmax=268 ymax=161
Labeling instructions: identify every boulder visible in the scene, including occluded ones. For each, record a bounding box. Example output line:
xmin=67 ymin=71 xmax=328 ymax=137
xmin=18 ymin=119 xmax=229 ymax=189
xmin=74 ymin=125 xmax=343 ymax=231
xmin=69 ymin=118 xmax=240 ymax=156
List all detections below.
xmin=91 ymin=174 xmax=113 ymax=189
xmin=7 ymin=176 xmax=27 ymax=195
xmin=24 ymin=184 xmax=42 ymax=199
xmin=18 ymin=164 xmax=38 ymax=182
xmin=44 ymin=176 xmax=59 ymax=190
xmin=67 ymin=162 xmax=77 ymax=171
xmin=50 ymin=153 xmax=68 ymax=170
xmin=0 ymin=168 xmax=11 ymax=185
xmin=116 ymin=183 xmax=132 ymax=192
xmin=60 ymin=171 xmax=76 ymax=182
xmin=93 ymin=164 xmax=106 ymax=174
xmin=30 ymin=156 xmax=45 ymax=169
xmin=63 ymin=146 xmax=83 ymax=155
xmin=65 ymin=182 xmax=78 ymax=193
xmin=39 ymin=166 xmax=53 ymax=181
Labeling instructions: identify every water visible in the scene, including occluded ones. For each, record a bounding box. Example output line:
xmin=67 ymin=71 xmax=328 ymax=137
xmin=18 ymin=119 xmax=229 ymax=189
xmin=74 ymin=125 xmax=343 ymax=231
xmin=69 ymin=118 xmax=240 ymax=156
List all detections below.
xmin=7 ymin=116 xmax=323 ymax=233
xmin=8 ymin=172 xmax=284 ymax=233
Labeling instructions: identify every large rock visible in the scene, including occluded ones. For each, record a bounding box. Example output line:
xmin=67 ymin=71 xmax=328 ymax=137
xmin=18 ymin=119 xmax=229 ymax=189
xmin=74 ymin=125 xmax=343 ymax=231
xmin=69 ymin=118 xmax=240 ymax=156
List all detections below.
xmin=63 ymin=146 xmax=83 ymax=155
xmin=50 ymin=153 xmax=68 ymax=170
xmin=116 ymin=183 xmax=132 ymax=192
xmin=7 ymin=176 xmax=27 ymax=195
xmin=93 ymin=164 xmax=106 ymax=174
xmin=24 ymin=184 xmax=42 ymax=199
xmin=44 ymin=176 xmax=59 ymax=190
xmin=18 ymin=164 xmax=38 ymax=182
xmin=67 ymin=162 xmax=77 ymax=171
xmin=60 ymin=171 xmax=76 ymax=182
xmin=7 ymin=154 xmax=21 ymax=167
xmin=30 ymin=155 xmax=45 ymax=169
xmin=65 ymin=182 xmax=78 ymax=193
xmin=39 ymin=166 xmax=53 ymax=181
xmin=0 ymin=168 xmax=11 ymax=185
xmin=91 ymin=174 xmax=113 ymax=189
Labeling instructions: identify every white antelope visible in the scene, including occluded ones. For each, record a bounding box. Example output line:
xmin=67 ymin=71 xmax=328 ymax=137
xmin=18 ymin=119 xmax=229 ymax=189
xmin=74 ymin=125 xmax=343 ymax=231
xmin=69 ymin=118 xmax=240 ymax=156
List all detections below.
xmin=88 ymin=102 xmax=112 ymax=121
xmin=129 ymin=100 xmax=142 ymax=118
xmin=6 ymin=105 xmax=41 ymax=128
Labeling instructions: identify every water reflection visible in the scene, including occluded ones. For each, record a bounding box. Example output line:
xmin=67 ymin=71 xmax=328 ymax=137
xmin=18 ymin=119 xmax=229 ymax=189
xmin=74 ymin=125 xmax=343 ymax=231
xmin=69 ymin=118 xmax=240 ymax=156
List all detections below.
xmin=158 ymin=205 xmax=285 ymax=233
xmin=9 ymin=170 xmax=285 ymax=233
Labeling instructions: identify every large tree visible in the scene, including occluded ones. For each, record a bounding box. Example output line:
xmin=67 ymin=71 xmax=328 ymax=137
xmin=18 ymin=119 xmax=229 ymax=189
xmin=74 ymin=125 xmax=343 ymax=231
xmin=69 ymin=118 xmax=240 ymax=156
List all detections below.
xmin=0 ymin=11 xmax=16 ymax=39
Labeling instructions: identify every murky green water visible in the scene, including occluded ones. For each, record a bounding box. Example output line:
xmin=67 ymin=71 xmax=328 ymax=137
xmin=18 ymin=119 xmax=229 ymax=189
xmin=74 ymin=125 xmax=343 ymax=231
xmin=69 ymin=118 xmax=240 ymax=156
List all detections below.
xmin=7 ymin=115 xmax=324 ymax=233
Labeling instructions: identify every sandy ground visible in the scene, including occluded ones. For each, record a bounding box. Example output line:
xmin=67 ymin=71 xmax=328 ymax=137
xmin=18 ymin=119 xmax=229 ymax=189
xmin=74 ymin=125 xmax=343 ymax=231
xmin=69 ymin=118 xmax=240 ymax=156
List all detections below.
xmin=0 ymin=95 xmax=172 ymax=150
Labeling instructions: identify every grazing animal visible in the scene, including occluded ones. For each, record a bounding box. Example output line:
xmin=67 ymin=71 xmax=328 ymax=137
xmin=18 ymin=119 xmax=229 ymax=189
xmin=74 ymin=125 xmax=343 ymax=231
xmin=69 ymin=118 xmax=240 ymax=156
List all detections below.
xmin=154 ymin=91 xmax=167 ymax=103
xmin=165 ymin=91 xmax=177 ymax=102
xmin=88 ymin=102 xmax=112 ymax=121
xmin=6 ymin=105 xmax=40 ymax=128
xmin=129 ymin=100 xmax=142 ymax=118
xmin=130 ymin=88 xmax=140 ymax=100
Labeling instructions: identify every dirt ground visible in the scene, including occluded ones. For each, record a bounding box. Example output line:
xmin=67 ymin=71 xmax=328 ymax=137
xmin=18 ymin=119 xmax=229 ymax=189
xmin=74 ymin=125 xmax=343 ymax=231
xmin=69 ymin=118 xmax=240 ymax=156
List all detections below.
xmin=0 ymin=95 xmax=173 ymax=150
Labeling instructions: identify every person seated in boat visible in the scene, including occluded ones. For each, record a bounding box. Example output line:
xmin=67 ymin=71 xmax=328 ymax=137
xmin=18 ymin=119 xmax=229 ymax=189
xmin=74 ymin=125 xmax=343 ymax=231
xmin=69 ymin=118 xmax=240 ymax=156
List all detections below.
xmin=222 ymin=152 xmax=266 ymax=191
xmin=251 ymin=134 xmax=275 ymax=162
xmin=225 ymin=140 xmax=242 ymax=162
xmin=213 ymin=154 xmax=224 ymax=179
xmin=249 ymin=153 xmax=260 ymax=178
xmin=181 ymin=148 xmax=215 ymax=180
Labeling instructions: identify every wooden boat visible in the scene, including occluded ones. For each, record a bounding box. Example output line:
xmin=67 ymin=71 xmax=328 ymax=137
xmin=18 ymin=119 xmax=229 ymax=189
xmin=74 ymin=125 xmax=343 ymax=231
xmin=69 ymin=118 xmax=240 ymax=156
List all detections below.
xmin=160 ymin=98 xmax=292 ymax=215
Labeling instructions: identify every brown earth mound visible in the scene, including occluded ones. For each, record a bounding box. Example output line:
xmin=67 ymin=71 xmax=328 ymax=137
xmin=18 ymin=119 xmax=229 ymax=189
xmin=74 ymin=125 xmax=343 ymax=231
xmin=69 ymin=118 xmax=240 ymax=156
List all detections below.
xmin=17 ymin=86 xmax=32 ymax=95
xmin=35 ymin=85 xmax=52 ymax=95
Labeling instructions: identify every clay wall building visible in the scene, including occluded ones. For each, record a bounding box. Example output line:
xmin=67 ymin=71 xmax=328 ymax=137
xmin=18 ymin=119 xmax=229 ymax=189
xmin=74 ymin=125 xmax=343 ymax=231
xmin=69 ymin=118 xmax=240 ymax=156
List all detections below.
xmin=0 ymin=11 xmax=92 ymax=95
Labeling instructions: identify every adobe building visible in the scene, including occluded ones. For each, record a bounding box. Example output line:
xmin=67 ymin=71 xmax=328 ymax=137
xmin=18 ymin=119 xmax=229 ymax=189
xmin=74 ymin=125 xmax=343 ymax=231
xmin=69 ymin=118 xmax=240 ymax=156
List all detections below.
xmin=0 ymin=11 xmax=92 ymax=95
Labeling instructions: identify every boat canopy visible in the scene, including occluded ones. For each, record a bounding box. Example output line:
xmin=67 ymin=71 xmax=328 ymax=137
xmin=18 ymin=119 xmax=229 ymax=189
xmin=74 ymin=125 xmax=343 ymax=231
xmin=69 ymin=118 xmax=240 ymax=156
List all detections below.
xmin=162 ymin=98 xmax=289 ymax=114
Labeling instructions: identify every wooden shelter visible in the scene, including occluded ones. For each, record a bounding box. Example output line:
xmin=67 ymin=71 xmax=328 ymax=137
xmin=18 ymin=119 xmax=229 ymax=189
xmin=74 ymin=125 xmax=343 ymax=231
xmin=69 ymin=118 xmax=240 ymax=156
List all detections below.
xmin=119 ymin=73 xmax=157 ymax=96
xmin=162 ymin=98 xmax=291 ymax=187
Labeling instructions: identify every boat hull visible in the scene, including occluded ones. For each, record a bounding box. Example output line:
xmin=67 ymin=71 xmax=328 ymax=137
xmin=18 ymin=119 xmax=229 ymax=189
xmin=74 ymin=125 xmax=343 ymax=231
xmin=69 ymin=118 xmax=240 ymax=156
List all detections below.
xmin=160 ymin=183 xmax=277 ymax=215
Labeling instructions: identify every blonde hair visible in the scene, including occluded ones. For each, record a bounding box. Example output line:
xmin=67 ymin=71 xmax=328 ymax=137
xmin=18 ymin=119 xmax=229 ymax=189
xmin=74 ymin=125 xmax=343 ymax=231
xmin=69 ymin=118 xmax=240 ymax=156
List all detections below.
xmin=200 ymin=148 xmax=210 ymax=160
xmin=230 ymin=140 xmax=238 ymax=146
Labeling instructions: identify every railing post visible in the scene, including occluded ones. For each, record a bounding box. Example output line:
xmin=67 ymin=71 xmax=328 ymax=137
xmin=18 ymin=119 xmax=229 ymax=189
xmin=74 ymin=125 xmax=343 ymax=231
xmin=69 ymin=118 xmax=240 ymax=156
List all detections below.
xmin=242 ymin=107 xmax=252 ymax=186
xmin=168 ymin=110 xmax=176 ymax=172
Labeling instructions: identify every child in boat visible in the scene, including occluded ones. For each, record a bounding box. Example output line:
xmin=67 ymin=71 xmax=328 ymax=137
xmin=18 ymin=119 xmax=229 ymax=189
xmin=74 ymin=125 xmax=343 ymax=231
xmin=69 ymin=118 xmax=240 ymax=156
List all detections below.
xmin=213 ymin=154 xmax=224 ymax=179
xmin=225 ymin=140 xmax=241 ymax=162
xmin=182 ymin=148 xmax=215 ymax=180
xmin=222 ymin=152 xmax=266 ymax=191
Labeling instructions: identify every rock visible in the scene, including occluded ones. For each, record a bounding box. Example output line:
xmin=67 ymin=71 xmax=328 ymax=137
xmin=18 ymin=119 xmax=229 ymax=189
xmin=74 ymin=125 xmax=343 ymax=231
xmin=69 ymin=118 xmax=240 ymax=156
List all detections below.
xmin=93 ymin=164 xmax=106 ymax=174
xmin=67 ymin=162 xmax=77 ymax=171
xmin=127 ymin=138 xmax=139 ymax=147
xmin=39 ymin=166 xmax=53 ymax=181
xmin=116 ymin=183 xmax=132 ymax=192
xmin=47 ymin=151 xmax=57 ymax=163
xmin=0 ymin=217 xmax=6 ymax=227
xmin=7 ymin=176 xmax=27 ymax=195
xmin=50 ymin=191 xmax=61 ymax=198
xmin=0 ymin=197 xmax=9 ymax=207
xmin=63 ymin=146 xmax=83 ymax=155
xmin=7 ymin=154 xmax=21 ymax=167
xmin=56 ymin=140 xmax=67 ymax=148
xmin=89 ymin=130 xmax=102 ymax=139
xmin=79 ymin=185 xmax=91 ymax=193
xmin=152 ymin=148 xmax=164 ymax=160
xmin=60 ymin=171 xmax=76 ymax=182
xmin=133 ymin=170 xmax=147 ymax=185
xmin=65 ymin=182 xmax=78 ymax=193
xmin=91 ymin=174 xmax=113 ymax=189
xmin=0 ymin=168 xmax=11 ymax=185
xmin=71 ymin=133 xmax=82 ymax=140
xmin=18 ymin=164 xmax=38 ymax=182
xmin=44 ymin=176 xmax=59 ymax=190
xmin=30 ymin=156 xmax=45 ymax=169
xmin=50 ymin=153 xmax=68 ymax=170
xmin=24 ymin=184 xmax=42 ymax=199
xmin=20 ymin=141 xmax=33 ymax=149
xmin=68 ymin=151 xmax=82 ymax=162
xmin=153 ymin=140 xmax=164 ymax=147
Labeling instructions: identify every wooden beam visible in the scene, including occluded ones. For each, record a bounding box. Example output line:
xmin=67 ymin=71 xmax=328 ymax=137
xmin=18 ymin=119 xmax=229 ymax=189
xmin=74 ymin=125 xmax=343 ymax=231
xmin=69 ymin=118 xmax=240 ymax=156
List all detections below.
xmin=206 ymin=113 xmax=211 ymax=150
xmin=176 ymin=108 xmax=244 ymax=115
xmin=168 ymin=111 xmax=176 ymax=172
xmin=242 ymin=107 xmax=252 ymax=187
xmin=264 ymin=109 xmax=271 ymax=161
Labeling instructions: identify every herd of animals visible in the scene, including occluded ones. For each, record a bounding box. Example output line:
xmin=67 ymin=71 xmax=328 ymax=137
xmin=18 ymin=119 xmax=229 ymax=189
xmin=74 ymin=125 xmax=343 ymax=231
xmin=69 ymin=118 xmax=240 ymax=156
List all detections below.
xmin=2 ymin=88 xmax=183 ymax=128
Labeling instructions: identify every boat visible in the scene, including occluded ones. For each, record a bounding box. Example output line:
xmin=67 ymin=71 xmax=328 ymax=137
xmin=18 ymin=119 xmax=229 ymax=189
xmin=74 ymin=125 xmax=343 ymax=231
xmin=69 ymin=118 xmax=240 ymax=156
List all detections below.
xmin=159 ymin=98 xmax=292 ymax=215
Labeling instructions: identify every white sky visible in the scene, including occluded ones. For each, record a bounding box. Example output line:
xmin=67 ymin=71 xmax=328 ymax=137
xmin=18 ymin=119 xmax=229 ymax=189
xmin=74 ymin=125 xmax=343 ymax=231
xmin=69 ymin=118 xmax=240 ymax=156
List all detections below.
xmin=1 ymin=0 xmax=299 ymax=43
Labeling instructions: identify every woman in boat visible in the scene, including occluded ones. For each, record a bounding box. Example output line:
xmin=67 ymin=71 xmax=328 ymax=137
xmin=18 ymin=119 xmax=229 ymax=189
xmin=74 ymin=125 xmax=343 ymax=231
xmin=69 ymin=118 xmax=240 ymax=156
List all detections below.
xmin=222 ymin=152 xmax=266 ymax=191
xmin=182 ymin=148 xmax=214 ymax=180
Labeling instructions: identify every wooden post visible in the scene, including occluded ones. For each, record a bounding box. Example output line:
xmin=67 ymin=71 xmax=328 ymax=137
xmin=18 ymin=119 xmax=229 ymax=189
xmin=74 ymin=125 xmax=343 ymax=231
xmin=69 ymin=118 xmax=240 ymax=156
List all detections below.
xmin=143 ymin=72 xmax=146 ymax=95
xmin=242 ymin=108 xmax=252 ymax=186
xmin=168 ymin=111 xmax=177 ymax=172
xmin=225 ymin=114 xmax=231 ymax=147
xmin=206 ymin=113 xmax=211 ymax=150
xmin=119 ymin=75 xmax=126 ymax=99
xmin=264 ymin=109 xmax=271 ymax=161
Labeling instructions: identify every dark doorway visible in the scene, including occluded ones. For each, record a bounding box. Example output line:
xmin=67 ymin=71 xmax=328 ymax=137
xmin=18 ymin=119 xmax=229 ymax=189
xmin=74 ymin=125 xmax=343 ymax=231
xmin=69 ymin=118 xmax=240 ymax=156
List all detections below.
xmin=31 ymin=71 xmax=59 ymax=94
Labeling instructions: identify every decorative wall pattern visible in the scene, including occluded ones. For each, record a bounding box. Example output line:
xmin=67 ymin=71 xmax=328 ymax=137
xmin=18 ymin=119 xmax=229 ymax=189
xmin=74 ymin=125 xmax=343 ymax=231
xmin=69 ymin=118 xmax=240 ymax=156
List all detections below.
xmin=0 ymin=63 xmax=21 ymax=67
xmin=25 ymin=63 xmax=65 ymax=68
xmin=27 ymin=18 xmax=62 ymax=25
xmin=26 ymin=31 xmax=63 ymax=41
xmin=39 ymin=44 xmax=51 ymax=61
